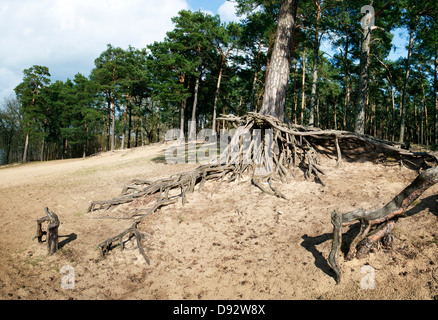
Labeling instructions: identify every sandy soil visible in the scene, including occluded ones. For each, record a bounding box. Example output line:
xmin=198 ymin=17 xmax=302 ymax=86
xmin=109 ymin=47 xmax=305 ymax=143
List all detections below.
xmin=0 ymin=141 xmax=437 ymax=300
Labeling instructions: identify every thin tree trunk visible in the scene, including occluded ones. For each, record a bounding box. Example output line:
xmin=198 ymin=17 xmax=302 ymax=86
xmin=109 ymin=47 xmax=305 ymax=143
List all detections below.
xmin=301 ymin=47 xmax=306 ymax=125
xmin=40 ymin=136 xmax=45 ymax=161
xmin=106 ymin=99 xmax=111 ymax=151
xmin=121 ymin=96 xmax=129 ymax=149
xmin=190 ymin=74 xmax=200 ymax=140
xmin=250 ymin=39 xmax=263 ymax=112
xmin=309 ymin=0 xmax=321 ymax=126
xmin=291 ymin=62 xmax=298 ymax=123
xmin=434 ymin=44 xmax=437 ymax=145
xmin=111 ymin=96 xmax=116 ymax=151
xmin=23 ymin=132 xmax=29 ymax=163
xmin=180 ymin=99 xmax=186 ymax=140
xmin=343 ymin=28 xmax=350 ymax=131
xmin=425 ymin=87 xmax=429 ymax=145
xmin=83 ymin=122 xmax=88 ymax=159
xmin=354 ymin=18 xmax=372 ymax=134
xmin=333 ymin=103 xmax=337 ymax=130
xmin=260 ymin=0 xmax=298 ymax=121
xmin=400 ymin=27 xmax=414 ymax=143
xmin=128 ymin=103 xmax=132 ymax=149
xmin=212 ymin=57 xmax=225 ymax=133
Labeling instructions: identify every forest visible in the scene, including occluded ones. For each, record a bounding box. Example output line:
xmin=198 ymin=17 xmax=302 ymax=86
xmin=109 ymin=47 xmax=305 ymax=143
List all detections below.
xmin=0 ymin=0 xmax=436 ymax=165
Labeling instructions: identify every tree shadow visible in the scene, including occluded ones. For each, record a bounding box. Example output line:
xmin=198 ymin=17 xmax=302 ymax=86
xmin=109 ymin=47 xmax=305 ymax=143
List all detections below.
xmin=300 ymin=224 xmax=361 ymax=282
xmin=300 ymin=233 xmax=336 ymax=280
xmin=405 ymin=194 xmax=438 ymax=217
xmin=58 ymin=233 xmax=77 ymax=249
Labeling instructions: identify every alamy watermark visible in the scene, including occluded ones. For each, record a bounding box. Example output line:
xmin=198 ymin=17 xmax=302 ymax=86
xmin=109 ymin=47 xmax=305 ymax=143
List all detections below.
xmin=60 ymin=265 xmax=75 ymax=290
xmin=360 ymin=265 xmax=375 ymax=290
xmin=361 ymin=5 xmax=375 ymax=30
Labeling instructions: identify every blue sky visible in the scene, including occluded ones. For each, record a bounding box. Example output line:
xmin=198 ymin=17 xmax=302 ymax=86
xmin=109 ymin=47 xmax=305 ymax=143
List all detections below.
xmin=0 ymin=0 xmax=408 ymax=103
xmin=0 ymin=0 xmax=241 ymax=102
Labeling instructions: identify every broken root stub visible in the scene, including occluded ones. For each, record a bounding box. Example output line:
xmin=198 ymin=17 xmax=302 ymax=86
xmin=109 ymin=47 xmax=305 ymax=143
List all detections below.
xmin=33 ymin=207 xmax=60 ymax=255
xmin=98 ymin=222 xmax=151 ymax=264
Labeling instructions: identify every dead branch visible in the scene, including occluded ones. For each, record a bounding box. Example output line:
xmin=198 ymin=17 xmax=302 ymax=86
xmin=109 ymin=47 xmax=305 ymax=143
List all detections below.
xmin=97 ymin=221 xmax=151 ymax=264
xmin=329 ymin=166 xmax=438 ymax=284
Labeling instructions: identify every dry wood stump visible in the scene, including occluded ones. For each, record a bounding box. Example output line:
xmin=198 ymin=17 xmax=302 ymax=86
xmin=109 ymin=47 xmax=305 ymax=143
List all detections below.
xmin=33 ymin=207 xmax=60 ymax=255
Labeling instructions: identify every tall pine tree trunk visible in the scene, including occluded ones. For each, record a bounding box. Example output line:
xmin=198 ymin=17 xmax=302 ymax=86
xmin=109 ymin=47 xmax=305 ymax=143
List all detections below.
xmin=121 ymin=101 xmax=128 ymax=149
xmin=180 ymin=99 xmax=186 ymax=140
xmin=106 ymin=99 xmax=111 ymax=151
xmin=212 ymin=56 xmax=225 ymax=133
xmin=250 ymin=40 xmax=263 ymax=112
xmin=22 ymin=132 xmax=29 ymax=163
xmin=301 ymin=47 xmax=306 ymax=125
xmin=260 ymin=0 xmax=298 ymax=121
xmin=434 ymin=44 xmax=437 ymax=145
xmin=291 ymin=62 xmax=298 ymax=123
xmin=190 ymin=73 xmax=200 ymax=140
xmin=343 ymin=28 xmax=350 ymax=131
xmin=309 ymin=0 xmax=321 ymax=126
xmin=354 ymin=21 xmax=372 ymax=134
xmin=400 ymin=27 xmax=414 ymax=144
xmin=111 ymin=96 xmax=116 ymax=151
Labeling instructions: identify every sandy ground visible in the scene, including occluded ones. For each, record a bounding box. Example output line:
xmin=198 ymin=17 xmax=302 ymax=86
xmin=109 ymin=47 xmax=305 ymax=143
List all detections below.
xmin=0 ymin=141 xmax=437 ymax=300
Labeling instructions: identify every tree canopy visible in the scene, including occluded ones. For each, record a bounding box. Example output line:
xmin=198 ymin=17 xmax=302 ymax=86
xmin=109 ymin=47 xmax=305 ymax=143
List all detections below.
xmin=1 ymin=2 xmax=437 ymax=164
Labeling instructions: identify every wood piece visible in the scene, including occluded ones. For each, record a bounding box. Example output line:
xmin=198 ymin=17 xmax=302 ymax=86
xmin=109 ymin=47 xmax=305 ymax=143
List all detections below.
xmin=98 ymin=222 xmax=151 ymax=264
xmin=33 ymin=207 xmax=60 ymax=255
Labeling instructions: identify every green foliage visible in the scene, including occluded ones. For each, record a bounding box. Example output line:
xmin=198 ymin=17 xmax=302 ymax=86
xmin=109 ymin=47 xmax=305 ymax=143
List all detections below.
xmin=5 ymin=1 xmax=438 ymax=163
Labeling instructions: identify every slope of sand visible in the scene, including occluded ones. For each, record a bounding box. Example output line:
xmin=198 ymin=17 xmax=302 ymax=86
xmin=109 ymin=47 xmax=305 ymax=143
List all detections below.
xmin=0 ymin=141 xmax=437 ymax=300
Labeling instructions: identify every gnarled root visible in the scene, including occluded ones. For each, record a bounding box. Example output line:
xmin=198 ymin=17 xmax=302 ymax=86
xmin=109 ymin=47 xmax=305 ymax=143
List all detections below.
xmin=328 ymin=166 xmax=438 ymax=284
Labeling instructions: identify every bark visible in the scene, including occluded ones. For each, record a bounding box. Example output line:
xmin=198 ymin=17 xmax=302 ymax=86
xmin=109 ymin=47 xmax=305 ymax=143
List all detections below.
xmin=434 ymin=45 xmax=438 ymax=145
xmin=390 ymin=81 xmax=396 ymax=141
xmin=212 ymin=57 xmax=225 ymax=133
xmin=22 ymin=132 xmax=29 ymax=163
xmin=309 ymin=0 xmax=321 ymax=127
xmin=400 ymin=27 xmax=414 ymax=143
xmin=190 ymin=74 xmax=200 ymax=140
xmin=128 ymin=104 xmax=132 ymax=149
xmin=250 ymin=39 xmax=263 ymax=112
xmin=121 ymin=100 xmax=128 ymax=149
xmin=301 ymin=47 xmax=306 ymax=125
xmin=83 ymin=122 xmax=88 ymax=159
xmin=111 ymin=96 xmax=116 ymax=151
xmin=354 ymin=23 xmax=371 ymax=134
xmin=180 ymin=99 xmax=186 ymax=139
xmin=260 ymin=0 xmax=298 ymax=121
xmin=40 ymin=136 xmax=45 ymax=161
xmin=343 ymin=29 xmax=350 ymax=131
xmin=291 ymin=62 xmax=298 ymax=123
xmin=106 ymin=99 xmax=111 ymax=151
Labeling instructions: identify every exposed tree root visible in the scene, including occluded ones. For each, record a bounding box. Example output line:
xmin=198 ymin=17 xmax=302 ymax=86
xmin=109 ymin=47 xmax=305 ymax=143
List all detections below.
xmin=33 ymin=207 xmax=60 ymax=255
xmin=88 ymin=112 xmax=438 ymax=264
xmin=329 ymin=166 xmax=438 ymax=284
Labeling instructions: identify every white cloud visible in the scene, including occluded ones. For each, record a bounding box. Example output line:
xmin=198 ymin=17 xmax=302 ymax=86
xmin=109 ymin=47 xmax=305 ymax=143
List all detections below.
xmin=0 ymin=0 xmax=188 ymax=101
xmin=218 ymin=0 xmax=240 ymax=23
